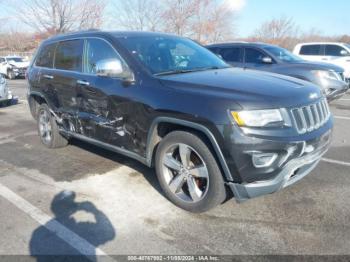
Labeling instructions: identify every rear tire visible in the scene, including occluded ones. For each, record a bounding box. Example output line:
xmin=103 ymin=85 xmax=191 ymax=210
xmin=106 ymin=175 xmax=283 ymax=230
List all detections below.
xmin=37 ymin=104 xmax=68 ymax=148
xmin=155 ymin=131 xmax=226 ymax=213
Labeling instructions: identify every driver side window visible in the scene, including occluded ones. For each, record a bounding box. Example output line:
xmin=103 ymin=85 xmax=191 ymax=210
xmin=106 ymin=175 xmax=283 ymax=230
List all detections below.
xmin=245 ymin=48 xmax=267 ymax=64
xmin=84 ymin=38 xmax=129 ymax=75
xmin=325 ymin=45 xmax=349 ymax=57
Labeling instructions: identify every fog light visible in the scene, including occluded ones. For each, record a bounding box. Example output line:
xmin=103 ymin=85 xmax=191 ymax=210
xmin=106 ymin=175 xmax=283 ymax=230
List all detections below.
xmin=252 ymin=152 xmax=278 ymax=168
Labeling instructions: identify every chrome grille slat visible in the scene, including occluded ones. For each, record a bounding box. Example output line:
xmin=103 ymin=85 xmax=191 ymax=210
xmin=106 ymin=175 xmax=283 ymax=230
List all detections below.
xmin=291 ymin=98 xmax=330 ymax=134
xmin=322 ymin=100 xmax=328 ymax=123
xmin=318 ymin=102 xmax=325 ymax=124
xmin=306 ymin=106 xmax=314 ymax=131
xmin=321 ymin=101 xmax=327 ymax=124
xmin=298 ymin=108 xmax=307 ymax=132
xmin=311 ymin=104 xmax=320 ymax=129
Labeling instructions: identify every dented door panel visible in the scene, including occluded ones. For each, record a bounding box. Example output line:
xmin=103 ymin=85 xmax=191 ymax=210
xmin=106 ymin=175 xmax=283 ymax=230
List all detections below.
xmin=76 ymin=74 xmax=142 ymax=151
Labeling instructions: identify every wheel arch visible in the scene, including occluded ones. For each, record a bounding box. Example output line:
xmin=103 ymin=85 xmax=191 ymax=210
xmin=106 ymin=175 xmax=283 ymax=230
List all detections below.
xmin=145 ymin=117 xmax=234 ymax=182
xmin=28 ymin=92 xmax=49 ymax=120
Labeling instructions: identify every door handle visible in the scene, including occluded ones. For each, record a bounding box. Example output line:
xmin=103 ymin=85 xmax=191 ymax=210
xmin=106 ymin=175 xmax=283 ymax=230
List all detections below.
xmin=43 ymin=74 xmax=54 ymax=79
xmin=77 ymin=80 xmax=90 ymax=86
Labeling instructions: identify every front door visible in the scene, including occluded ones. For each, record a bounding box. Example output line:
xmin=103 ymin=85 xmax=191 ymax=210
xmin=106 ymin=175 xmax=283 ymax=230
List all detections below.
xmin=243 ymin=47 xmax=275 ymax=71
xmin=76 ymin=37 xmax=135 ymax=148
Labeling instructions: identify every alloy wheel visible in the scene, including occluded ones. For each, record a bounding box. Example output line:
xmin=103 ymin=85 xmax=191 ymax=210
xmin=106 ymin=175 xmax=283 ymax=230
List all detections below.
xmin=38 ymin=109 xmax=52 ymax=145
xmin=161 ymin=143 xmax=209 ymax=203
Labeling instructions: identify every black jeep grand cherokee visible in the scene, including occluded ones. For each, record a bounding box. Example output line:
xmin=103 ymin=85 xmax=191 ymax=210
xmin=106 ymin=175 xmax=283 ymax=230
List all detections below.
xmin=27 ymin=31 xmax=333 ymax=212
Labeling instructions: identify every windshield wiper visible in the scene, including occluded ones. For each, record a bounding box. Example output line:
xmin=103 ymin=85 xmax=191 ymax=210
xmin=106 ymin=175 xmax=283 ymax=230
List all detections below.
xmin=154 ymin=66 xmax=225 ymax=76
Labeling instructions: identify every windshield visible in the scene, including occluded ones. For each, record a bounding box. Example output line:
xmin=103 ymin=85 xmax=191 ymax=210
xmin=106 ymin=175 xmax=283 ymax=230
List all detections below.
xmin=8 ymin=57 xmax=24 ymax=63
xmin=264 ymin=46 xmax=303 ymax=62
xmin=118 ymin=35 xmax=229 ymax=75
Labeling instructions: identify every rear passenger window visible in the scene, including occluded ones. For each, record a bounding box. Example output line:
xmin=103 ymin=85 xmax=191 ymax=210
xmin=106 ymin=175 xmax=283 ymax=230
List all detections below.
xmin=245 ymin=48 xmax=265 ymax=63
xmin=35 ymin=43 xmax=56 ymax=68
xmin=299 ymin=45 xmax=321 ymax=56
xmin=325 ymin=45 xmax=349 ymax=56
xmin=54 ymin=40 xmax=83 ymax=72
xmin=84 ymin=38 xmax=128 ymax=75
xmin=219 ymin=48 xmax=241 ymax=62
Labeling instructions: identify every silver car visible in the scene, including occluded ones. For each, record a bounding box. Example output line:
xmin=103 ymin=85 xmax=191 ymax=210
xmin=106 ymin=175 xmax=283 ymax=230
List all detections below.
xmin=0 ymin=74 xmax=13 ymax=106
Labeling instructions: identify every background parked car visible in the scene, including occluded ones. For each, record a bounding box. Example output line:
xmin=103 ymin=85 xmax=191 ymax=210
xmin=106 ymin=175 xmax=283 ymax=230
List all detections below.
xmin=0 ymin=56 xmax=30 ymax=80
xmin=0 ymin=74 xmax=13 ymax=106
xmin=207 ymin=42 xmax=349 ymax=101
xmin=293 ymin=42 xmax=350 ymax=82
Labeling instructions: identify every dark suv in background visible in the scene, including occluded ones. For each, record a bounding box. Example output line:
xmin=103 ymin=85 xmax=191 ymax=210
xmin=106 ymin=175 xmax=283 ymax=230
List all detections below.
xmin=207 ymin=42 xmax=349 ymax=101
xmin=27 ymin=31 xmax=333 ymax=212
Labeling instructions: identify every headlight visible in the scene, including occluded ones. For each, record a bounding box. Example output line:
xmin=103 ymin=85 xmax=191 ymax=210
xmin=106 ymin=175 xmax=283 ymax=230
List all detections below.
xmin=312 ymin=70 xmax=342 ymax=81
xmin=231 ymin=109 xmax=288 ymax=127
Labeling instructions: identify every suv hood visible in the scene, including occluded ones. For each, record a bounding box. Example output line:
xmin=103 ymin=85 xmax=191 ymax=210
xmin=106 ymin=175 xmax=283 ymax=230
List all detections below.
xmin=159 ymin=68 xmax=323 ymax=109
xmin=8 ymin=61 xmax=29 ymax=68
xmin=285 ymin=60 xmax=344 ymax=72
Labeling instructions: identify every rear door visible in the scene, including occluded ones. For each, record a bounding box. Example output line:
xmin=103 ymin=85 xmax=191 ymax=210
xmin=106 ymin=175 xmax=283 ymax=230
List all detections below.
xmin=30 ymin=42 xmax=57 ymax=101
xmin=51 ymin=39 xmax=84 ymax=132
xmin=217 ymin=47 xmax=243 ymax=67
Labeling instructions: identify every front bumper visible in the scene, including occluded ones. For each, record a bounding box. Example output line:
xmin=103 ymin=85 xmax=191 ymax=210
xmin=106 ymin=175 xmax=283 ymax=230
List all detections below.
xmin=12 ymin=68 xmax=27 ymax=77
xmin=227 ymin=130 xmax=332 ymax=202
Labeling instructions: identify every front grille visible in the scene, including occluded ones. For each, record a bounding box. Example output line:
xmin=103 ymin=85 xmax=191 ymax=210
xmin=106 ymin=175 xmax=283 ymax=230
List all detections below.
xmin=291 ymin=98 xmax=331 ymax=134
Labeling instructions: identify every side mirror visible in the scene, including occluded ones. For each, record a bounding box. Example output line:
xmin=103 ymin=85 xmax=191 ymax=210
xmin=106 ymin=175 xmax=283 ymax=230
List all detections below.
xmin=262 ymin=57 xmax=273 ymax=64
xmin=96 ymin=59 xmax=124 ymax=77
xmin=340 ymin=50 xmax=349 ymax=56
xmin=96 ymin=58 xmax=134 ymax=84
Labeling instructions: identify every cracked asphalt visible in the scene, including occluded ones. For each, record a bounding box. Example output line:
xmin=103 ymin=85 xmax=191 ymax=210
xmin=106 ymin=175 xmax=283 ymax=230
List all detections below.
xmin=0 ymin=80 xmax=349 ymax=259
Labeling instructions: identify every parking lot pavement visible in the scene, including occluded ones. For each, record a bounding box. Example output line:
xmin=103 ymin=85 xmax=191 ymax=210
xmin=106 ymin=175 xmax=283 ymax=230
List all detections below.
xmin=0 ymin=80 xmax=350 ymax=257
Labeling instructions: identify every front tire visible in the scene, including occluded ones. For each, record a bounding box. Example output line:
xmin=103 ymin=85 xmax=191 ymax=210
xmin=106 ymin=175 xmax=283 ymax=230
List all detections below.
xmin=155 ymin=131 xmax=226 ymax=213
xmin=37 ymin=104 xmax=68 ymax=148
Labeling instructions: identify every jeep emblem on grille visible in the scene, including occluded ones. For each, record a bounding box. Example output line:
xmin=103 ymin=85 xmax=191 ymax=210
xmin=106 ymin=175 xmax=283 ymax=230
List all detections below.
xmin=309 ymin=93 xmax=319 ymax=100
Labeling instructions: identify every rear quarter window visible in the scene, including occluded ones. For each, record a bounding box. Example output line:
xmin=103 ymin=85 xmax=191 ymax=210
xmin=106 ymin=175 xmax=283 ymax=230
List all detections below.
xmin=35 ymin=43 xmax=57 ymax=68
xmin=299 ymin=45 xmax=322 ymax=56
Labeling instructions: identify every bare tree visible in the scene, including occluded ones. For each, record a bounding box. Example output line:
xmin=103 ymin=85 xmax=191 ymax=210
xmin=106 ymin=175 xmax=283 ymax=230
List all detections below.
xmin=251 ymin=16 xmax=299 ymax=49
xmin=162 ymin=0 xmax=200 ymax=36
xmin=2 ymin=29 xmax=34 ymax=52
xmin=109 ymin=0 xmax=237 ymax=43
xmin=111 ymin=0 xmax=165 ymax=31
xmin=338 ymin=35 xmax=350 ymax=44
xmin=191 ymin=0 xmax=237 ymax=44
xmin=11 ymin=0 xmax=106 ymax=35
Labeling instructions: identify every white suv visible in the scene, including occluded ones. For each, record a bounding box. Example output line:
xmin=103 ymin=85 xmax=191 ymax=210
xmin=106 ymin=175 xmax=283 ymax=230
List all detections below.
xmin=0 ymin=56 xmax=30 ymax=80
xmin=293 ymin=43 xmax=350 ymax=82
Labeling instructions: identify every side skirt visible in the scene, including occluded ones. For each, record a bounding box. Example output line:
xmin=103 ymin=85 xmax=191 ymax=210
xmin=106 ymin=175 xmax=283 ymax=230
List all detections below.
xmin=60 ymin=130 xmax=150 ymax=167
